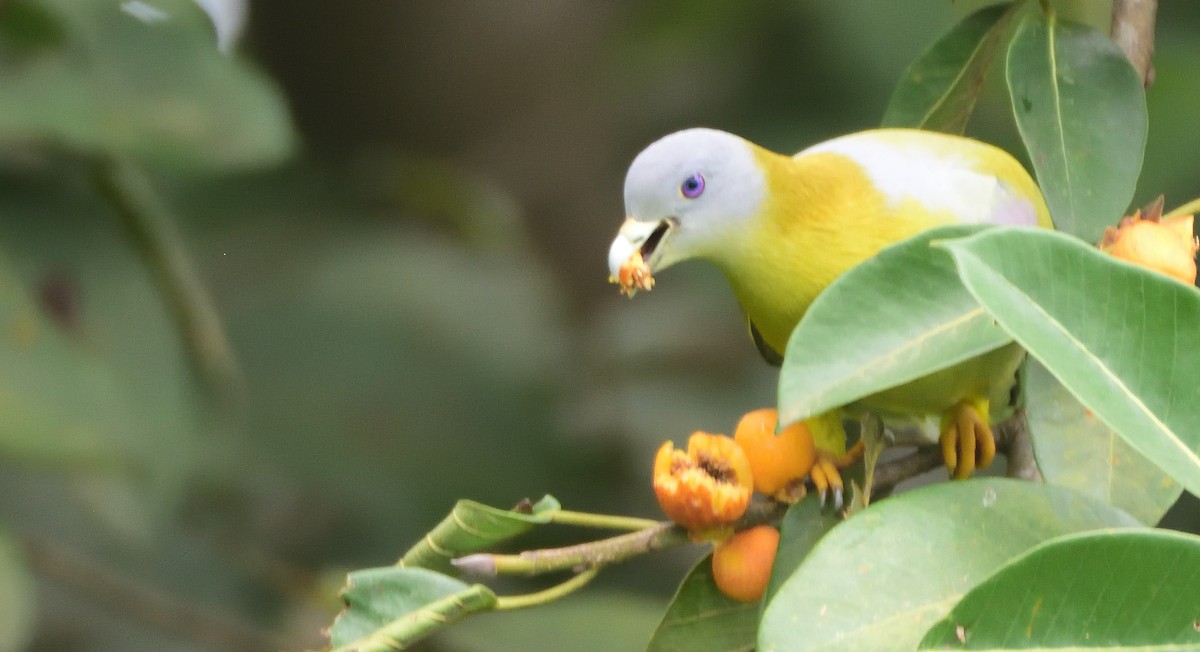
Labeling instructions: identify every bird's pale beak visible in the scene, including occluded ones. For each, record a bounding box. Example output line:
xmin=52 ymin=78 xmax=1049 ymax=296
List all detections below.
xmin=608 ymin=217 xmax=674 ymax=296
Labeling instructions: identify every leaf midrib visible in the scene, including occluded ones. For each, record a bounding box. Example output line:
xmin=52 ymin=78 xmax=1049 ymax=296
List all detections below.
xmin=1045 ymin=12 xmax=1077 ymax=224
xmin=918 ymin=7 xmax=1009 ymax=130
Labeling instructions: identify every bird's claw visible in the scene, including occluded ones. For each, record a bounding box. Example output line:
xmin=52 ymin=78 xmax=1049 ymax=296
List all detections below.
xmin=810 ymin=443 xmax=863 ymax=511
xmin=940 ymin=400 xmax=996 ymax=480
xmin=811 ymin=456 xmax=839 ymax=510
xmin=814 ymin=487 xmax=843 ymax=512
xmin=882 ymin=426 xmax=897 ymax=446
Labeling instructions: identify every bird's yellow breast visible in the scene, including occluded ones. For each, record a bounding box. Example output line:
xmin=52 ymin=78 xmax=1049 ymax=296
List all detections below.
xmin=710 ymin=130 xmax=1050 ymax=355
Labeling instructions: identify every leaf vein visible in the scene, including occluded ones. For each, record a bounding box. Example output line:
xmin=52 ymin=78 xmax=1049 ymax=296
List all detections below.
xmin=1045 ymin=13 xmax=1077 ymax=224
xmin=917 ymin=21 xmax=994 ymax=129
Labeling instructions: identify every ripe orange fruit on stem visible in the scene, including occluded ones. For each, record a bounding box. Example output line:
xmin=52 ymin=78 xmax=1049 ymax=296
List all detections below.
xmin=734 ymin=408 xmax=816 ymax=501
xmin=711 ymin=524 xmax=780 ymax=602
xmin=653 ymin=432 xmax=753 ymax=531
xmin=1102 ymin=212 xmax=1198 ymax=284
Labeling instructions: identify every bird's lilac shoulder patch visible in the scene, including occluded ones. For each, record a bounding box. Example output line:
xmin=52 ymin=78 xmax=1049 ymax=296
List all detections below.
xmin=988 ymin=184 xmax=1039 ymax=227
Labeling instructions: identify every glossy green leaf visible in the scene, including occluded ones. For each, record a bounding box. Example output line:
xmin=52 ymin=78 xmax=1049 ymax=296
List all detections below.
xmin=329 ymin=566 xmax=496 ymax=651
xmin=758 ymin=479 xmax=1139 ymax=652
xmin=1027 ymin=360 xmax=1181 ymax=526
xmin=942 ymin=228 xmax=1200 ymax=498
xmin=646 ymin=554 xmax=758 ymax=652
xmin=399 ymin=495 xmax=560 ymax=573
xmin=920 ymin=529 xmax=1200 ymax=649
xmin=763 ymin=497 xmax=840 ymax=608
xmin=779 ymin=225 xmax=1011 ymax=427
xmin=0 ymin=530 xmax=34 ymax=652
xmin=883 ymin=2 xmax=1019 ymax=134
xmin=1006 ymin=13 xmax=1147 ymax=242
xmin=0 ymin=0 xmax=293 ymax=169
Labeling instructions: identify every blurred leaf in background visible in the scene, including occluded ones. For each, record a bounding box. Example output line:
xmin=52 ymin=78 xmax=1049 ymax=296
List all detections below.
xmin=0 ymin=0 xmax=291 ymax=168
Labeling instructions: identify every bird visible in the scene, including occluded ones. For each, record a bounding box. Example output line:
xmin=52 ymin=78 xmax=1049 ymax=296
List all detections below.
xmin=607 ymin=128 xmax=1051 ymax=502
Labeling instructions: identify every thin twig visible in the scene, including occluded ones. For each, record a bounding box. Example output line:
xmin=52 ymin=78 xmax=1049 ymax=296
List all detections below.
xmin=1111 ymin=0 xmax=1158 ymax=87
xmin=874 ymin=447 xmax=944 ymax=489
xmin=871 ymin=411 xmax=1039 ymax=488
xmin=493 ymin=567 xmax=599 ymax=610
xmin=998 ymin=410 xmax=1043 ymax=481
xmin=22 ymin=533 xmax=282 ymax=652
xmin=453 ymin=500 xmax=787 ymax=577
xmin=90 ymin=157 xmax=243 ymax=408
xmin=454 ymin=522 xmax=685 ymax=576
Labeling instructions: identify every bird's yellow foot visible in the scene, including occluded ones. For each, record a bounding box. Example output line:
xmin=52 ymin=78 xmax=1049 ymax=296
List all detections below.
xmin=940 ymin=398 xmax=996 ymax=480
xmin=810 ymin=441 xmax=865 ymax=510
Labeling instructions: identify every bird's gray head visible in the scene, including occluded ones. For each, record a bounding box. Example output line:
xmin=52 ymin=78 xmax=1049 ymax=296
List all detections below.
xmin=609 ymin=128 xmax=767 ymax=282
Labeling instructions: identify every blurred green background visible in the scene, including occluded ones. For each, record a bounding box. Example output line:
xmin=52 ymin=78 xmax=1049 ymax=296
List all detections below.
xmin=0 ymin=1 xmax=1197 ymax=650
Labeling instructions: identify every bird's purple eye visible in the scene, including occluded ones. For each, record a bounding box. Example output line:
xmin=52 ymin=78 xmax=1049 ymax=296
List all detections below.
xmin=680 ymin=173 xmax=705 ymax=199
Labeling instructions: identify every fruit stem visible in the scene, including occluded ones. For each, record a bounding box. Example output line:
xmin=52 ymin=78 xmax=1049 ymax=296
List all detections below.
xmin=1162 ymin=197 xmax=1200 ymax=221
xmin=549 ymin=510 xmax=660 ymax=531
xmin=452 ymin=500 xmax=787 ymax=577
xmin=493 ymin=567 xmax=600 ymax=611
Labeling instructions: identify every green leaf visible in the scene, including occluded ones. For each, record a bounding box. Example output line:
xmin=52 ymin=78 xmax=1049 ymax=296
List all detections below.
xmin=0 ymin=530 xmax=34 ymax=652
xmin=1027 ymin=360 xmax=1181 ymax=526
xmin=758 ymin=479 xmax=1139 ymax=652
xmin=1006 ymin=12 xmax=1147 ymax=242
xmin=399 ymin=495 xmax=560 ymax=574
xmin=0 ymin=0 xmax=294 ymax=169
xmin=763 ymin=497 xmax=840 ymax=608
xmin=919 ymin=529 xmax=1200 ymax=649
xmin=646 ymin=554 xmax=758 ymax=652
xmin=779 ymin=225 xmax=1011 ymax=427
xmin=883 ymin=2 xmax=1019 ymax=134
xmin=329 ymin=566 xmax=496 ymax=651
xmin=941 ymin=228 xmax=1200 ymax=498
